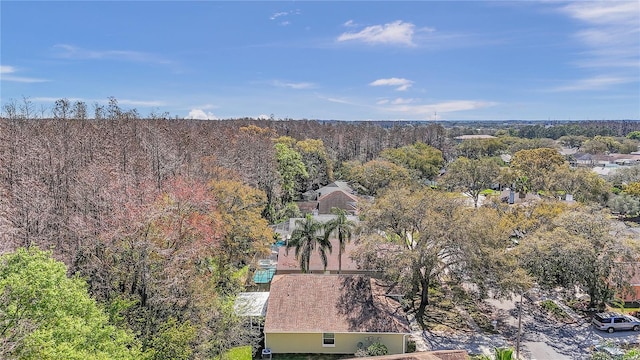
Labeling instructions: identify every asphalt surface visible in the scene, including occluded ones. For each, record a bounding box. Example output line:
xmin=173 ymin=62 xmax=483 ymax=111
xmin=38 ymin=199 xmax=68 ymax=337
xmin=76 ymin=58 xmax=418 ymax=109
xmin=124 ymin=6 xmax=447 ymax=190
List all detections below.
xmin=421 ymin=295 xmax=640 ymax=359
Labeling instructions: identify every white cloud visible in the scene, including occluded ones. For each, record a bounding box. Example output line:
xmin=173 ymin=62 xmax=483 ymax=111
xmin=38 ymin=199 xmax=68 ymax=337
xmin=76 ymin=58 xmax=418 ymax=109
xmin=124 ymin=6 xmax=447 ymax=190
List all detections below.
xmin=1 ymin=76 xmax=49 ymax=83
xmin=119 ymin=99 xmax=165 ymax=107
xmin=257 ymin=114 xmax=271 ymax=120
xmin=377 ymin=97 xmax=415 ymax=105
xmin=0 ymin=65 xmax=49 ymax=83
xmin=549 ymin=76 xmax=635 ymax=92
xmin=273 ymin=80 xmax=315 ymax=89
xmin=559 ymin=1 xmax=639 ymax=69
xmin=325 ymin=97 xmax=352 ymax=105
xmin=561 ymin=1 xmax=638 ymax=25
xmin=52 ymin=44 xmax=172 ymax=65
xmin=1 ymin=66 xmax=16 ymax=74
xmin=383 ymin=100 xmax=497 ymax=116
xmin=337 ymin=20 xmax=416 ymax=46
xmin=343 ymin=20 xmax=358 ymax=27
xmin=270 ymin=9 xmax=301 ymax=21
xmin=31 ymin=96 xmax=84 ymax=103
xmin=391 ymin=98 xmax=415 ymax=105
xmin=280 ymin=21 xmax=291 ymax=26
xmin=270 ymin=12 xmax=288 ymax=20
xmin=369 ymin=77 xmax=414 ymax=91
xmin=187 ymin=109 xmax=218 ymax=120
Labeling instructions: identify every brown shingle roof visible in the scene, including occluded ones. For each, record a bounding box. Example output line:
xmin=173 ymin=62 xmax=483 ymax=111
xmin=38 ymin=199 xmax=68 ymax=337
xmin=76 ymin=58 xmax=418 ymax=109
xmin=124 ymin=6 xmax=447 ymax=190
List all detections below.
xmin=318 ymin=189 xmax=359 ymax=203
xmin=264 ymin=274 xmax=410 ymax=334
xmin=276 ymin=238 xmax=363 ymax=273
xmin=318 ymin=190 xmax=359 ymax=214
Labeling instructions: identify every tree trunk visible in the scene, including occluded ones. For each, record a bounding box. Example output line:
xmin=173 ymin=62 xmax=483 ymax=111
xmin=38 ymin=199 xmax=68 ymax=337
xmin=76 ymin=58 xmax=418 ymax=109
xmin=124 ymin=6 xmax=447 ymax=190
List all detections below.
xmin=417 ymin=276 xmax=430 ymax=321
xmin=338 ymin=244 xmax=342 ymax=274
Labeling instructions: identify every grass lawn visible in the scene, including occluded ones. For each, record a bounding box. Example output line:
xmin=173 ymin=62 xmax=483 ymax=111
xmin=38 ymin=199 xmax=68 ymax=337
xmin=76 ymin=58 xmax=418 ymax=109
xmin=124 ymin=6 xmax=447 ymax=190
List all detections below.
xmin=480 ymin=189 xmax=500 ymax=196
xmin=219 ymin=346 xmax=252 ymax=360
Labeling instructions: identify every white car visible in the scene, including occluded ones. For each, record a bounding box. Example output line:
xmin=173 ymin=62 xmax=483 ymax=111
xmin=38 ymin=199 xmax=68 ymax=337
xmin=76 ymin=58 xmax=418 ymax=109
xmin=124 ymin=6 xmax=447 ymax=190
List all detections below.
xmin=592 ymin=312 xmax=640 ymax=333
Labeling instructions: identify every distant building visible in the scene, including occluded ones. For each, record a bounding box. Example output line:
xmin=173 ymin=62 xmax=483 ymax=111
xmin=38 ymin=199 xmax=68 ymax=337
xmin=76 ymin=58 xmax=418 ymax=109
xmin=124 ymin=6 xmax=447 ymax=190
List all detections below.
xmin=453 ymin=134 xmax=496 ymax=141
xmin=295 ymin=181 xmax=360 ymax=216
xmin=318 ymin=190 xmax=359 ymax=215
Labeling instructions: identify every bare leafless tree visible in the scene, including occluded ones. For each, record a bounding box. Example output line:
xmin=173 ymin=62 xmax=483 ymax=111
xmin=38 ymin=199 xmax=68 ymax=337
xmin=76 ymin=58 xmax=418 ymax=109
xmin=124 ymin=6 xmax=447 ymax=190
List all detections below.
xmin=19 ymin=96 xmax=34 ymax=119
xmin=53 ymin=98 xmax=70 ymax=119
xmin=2 ymin=99 xmax=18 ymax=119
xmin=73 ymin=101 xmax=87 ymax=120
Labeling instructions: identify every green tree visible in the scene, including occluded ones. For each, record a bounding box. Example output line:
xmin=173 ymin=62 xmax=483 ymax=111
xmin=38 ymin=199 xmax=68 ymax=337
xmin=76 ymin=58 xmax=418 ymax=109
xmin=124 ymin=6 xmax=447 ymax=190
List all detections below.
xmin=357 ymin=186 xmax=524 ymax=320
xmin=209 ymin=180 xmax=273 ymax=268
xmin=380 ymin=142 xmax=444 ymax=180
xmin=295 ymin=138 xmax=333 ymax=192
xmin=619 ymin=138 xmax=639 ymax=154
xmin=518 ymin=208 xmax=636 ymax=307
xmin=149 ymin=318 xmax=196 ymax=360
xmin=557 ymin=135 xmax=588 ymax=148
xmin=548 ymin=165 xmax=608 ymax=203
xmin=510 ymin=148 xmax=566 ymax=192
xmin=344 ymin=159 xmax=412 ymax=196
xmin=609 ymin=165 xmax=640 ymax=188
xmin=286 ymin=214 xmax=332 ymax=273
xmin=581 ymin=136 xmax=624 ymax=155
xmin=324 ymin=208 xmax=357 ymax=274
xmin=506 ymin=138 xmax=558 ymax=154
xmin=0 ymin=247 xmax=143 ymax=360
xmin=624 ymin=182 xmax=640 ymax=197
xmin=441 ymin=157 xmax=500 ymax=208
xmin=456 ymin=139 xmax=506 ymax=159
xmin=608 ymin=194 xmax=640 ymax=218
xmin=274 ymin=142 xmax=308 ymax=203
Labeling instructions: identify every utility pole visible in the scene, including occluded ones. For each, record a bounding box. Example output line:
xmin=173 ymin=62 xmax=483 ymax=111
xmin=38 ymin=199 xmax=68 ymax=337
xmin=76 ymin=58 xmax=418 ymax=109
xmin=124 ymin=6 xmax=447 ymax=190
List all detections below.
xmin=516 ymin=292 xmax=523 ymax=359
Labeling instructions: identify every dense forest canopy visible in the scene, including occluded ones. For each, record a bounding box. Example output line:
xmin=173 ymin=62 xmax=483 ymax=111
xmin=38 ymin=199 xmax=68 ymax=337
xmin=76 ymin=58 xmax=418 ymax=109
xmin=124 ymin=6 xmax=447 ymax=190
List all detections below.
xmin=2 ymin=98 xmax=640 ymax=357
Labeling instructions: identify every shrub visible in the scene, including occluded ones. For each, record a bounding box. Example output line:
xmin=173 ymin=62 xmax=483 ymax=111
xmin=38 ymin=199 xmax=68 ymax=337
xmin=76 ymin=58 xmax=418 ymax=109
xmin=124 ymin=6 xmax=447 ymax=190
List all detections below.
xmin=540 ymin=300 xmax=569 ymax=320
xmin=367 ymin=342 xmax=388 ymax=356
xmin=406 ymin=340 xmax=417 ymax=353
xmin=494 ymin=347 xmax=514 ymax=360
xmin=354 ymin=349 xmax=369 ymax=357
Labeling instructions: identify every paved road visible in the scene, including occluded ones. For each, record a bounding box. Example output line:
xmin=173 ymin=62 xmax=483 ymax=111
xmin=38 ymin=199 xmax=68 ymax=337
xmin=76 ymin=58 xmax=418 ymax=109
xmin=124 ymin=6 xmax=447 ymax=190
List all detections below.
xmin=422 ymin=296 xmax=640 ymax=359
xmin=523 ymin=342 xmax=572 ymax=360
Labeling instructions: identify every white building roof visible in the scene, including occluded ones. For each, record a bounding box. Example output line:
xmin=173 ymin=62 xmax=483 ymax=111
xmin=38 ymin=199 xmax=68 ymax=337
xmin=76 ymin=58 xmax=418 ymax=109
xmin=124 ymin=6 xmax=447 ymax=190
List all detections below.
xmin=234 ymin=292 xmax=270 ymax=317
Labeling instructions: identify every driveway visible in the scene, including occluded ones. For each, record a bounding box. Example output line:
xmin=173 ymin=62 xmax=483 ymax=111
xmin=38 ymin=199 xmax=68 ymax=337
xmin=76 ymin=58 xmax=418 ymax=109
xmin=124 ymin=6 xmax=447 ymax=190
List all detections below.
xmin=421 ymin=295 xmax=640 ymax=359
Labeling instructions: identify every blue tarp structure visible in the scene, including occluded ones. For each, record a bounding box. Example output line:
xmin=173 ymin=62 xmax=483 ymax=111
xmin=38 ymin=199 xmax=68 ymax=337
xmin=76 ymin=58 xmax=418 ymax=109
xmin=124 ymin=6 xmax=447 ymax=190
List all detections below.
xmin=253 ymin=268 xmax=276 ymax=284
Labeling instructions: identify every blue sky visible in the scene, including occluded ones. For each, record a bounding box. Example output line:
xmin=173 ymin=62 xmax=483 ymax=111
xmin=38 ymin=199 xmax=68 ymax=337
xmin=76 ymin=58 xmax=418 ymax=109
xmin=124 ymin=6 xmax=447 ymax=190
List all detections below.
xmin=1 ymin=1 xmax=639 ymax=121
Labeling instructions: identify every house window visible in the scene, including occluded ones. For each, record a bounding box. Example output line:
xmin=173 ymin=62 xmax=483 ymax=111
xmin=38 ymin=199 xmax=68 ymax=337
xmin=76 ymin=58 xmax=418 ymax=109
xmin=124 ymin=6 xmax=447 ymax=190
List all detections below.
xmin=322 ymin=333 xmax=335 ymax=347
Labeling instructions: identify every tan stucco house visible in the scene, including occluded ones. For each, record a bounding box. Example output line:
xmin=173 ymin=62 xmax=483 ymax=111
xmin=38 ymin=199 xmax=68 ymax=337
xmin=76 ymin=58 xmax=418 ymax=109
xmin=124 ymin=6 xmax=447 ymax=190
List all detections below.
xmin=264 ymin=274 xmax=411 ymax=354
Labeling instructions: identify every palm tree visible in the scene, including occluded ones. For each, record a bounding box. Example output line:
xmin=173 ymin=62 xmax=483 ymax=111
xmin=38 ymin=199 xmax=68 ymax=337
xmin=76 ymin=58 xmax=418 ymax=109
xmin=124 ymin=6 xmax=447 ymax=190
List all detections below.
xmin=286 ymin=214 xmax=332 ymax=273
xmin=324 ymin=208 xmax=356 ymax=274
